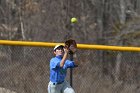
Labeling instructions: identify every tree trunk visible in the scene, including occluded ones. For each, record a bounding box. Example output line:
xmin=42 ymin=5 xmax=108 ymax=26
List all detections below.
xmin=119 ymin=0 xmax=126 ymax=24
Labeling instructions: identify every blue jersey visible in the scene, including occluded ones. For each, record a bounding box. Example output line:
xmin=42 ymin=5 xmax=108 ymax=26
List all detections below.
xmin=50 ymin=56 xmax=76 ymax=83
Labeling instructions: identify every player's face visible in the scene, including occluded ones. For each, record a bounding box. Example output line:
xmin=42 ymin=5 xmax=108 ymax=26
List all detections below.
xmin=54 ymin=47 xmax=64 ymax=56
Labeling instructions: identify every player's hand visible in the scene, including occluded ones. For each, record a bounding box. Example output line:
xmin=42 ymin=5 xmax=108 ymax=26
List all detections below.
xmin=63 ymin=47 xmax=69 ymax=54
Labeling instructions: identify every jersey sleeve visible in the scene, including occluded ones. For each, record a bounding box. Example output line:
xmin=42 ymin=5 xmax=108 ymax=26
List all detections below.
xmin=50 ymin=58 xmax=60 ymax=69
xmin=65 ymin=60 xmax=77 ymax=68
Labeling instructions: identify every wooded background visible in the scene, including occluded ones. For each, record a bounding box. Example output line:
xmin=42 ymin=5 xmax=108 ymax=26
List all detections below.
xmin=0 ymin=0 xmax=140 ymax=93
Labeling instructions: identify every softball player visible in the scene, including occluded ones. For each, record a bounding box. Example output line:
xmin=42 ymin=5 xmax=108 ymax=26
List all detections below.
xmin=48 ymin=45 xmax=78 ymax=93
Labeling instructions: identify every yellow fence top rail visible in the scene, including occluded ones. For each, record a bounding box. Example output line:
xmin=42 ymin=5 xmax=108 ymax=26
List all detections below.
xmin=0 ymin=40 xmax=140 ymax=52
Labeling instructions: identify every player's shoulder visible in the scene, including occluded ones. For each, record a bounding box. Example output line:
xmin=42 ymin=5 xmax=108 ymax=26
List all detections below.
xmin=50 ymin=56 xmax=60 ymax=63
xmin=50 ymin=57 xmax=56 ymax=61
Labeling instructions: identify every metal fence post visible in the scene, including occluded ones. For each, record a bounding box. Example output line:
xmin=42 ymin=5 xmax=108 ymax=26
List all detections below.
xmin=69 ymin=52 xmax=73 ymax=87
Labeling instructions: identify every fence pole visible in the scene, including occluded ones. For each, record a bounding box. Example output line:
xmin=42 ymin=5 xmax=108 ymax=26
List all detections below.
xmin=69 ymin=52 xmax=73 ymax=87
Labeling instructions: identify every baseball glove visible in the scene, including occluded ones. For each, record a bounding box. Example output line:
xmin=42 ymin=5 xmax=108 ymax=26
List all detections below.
xmin=65 ymin=39 xmax=77 ymax=54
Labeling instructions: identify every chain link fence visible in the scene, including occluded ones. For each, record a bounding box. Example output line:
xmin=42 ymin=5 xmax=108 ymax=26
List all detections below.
xmin=0 ymin=45 xmax=140 ymax=93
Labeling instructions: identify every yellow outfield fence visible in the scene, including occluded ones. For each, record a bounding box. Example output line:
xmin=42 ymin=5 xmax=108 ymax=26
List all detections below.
xmin=0 ymin=40 xmax=140 ymax=93
xmin=0 ymin=40 xmax=140 ymax=52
